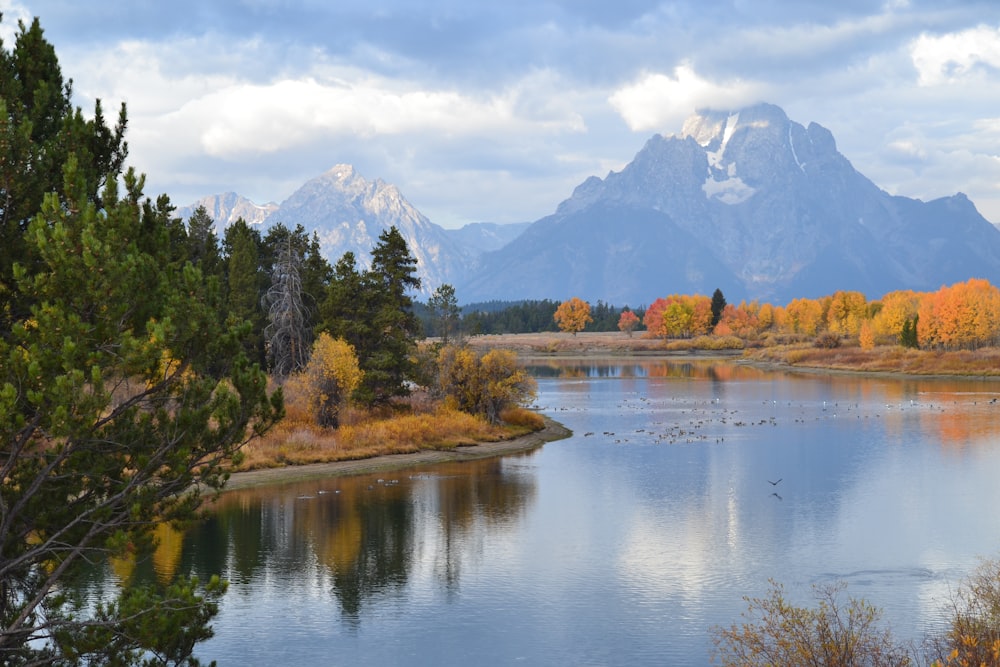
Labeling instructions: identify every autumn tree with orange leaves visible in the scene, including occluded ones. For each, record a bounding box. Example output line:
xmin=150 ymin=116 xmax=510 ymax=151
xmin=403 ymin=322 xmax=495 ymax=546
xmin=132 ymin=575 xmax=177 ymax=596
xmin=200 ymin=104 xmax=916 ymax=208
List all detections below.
xmin=644 ymin=294 xmax=713 ymax=339
xmin=715 ymin=301 xmax=766 ymax=338
xmin=618 ymin=309 xmax=640 ymax=337
xmin=554 ymin=297 xmax=593 ymax=336
xmin=918 ymin=278 xmax=1000 ymax=350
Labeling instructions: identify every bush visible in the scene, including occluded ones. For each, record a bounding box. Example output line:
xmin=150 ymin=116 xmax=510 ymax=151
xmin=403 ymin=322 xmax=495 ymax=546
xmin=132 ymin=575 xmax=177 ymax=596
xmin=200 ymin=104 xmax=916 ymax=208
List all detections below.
xmin=500 ymin=407 xmax=545 ymax=430
xmin=814 ymin=332 xmax=842 ymax=349
xmin=712 ymin=580 xmax=913 ymax=666
xmin=286 ymin=333 xmax=363 ymax=428
xmin=931 ymin=558 xmax=1000 ymax=666
xmin=436 ymin=345 xmax=537 ymax=424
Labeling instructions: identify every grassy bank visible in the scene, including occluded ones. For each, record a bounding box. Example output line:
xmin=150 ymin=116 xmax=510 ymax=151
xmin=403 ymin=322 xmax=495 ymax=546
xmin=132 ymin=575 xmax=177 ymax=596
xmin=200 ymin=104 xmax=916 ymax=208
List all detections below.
xmin=743 ymin=343 xmax=1000 ymax=377
xmin=234 ymin=333 xmax=1000 ymax=479
xmin=466 ymin=331 xmax=1000 ymax=377
xmin=235 ymin=399 xmax=545 ymax=472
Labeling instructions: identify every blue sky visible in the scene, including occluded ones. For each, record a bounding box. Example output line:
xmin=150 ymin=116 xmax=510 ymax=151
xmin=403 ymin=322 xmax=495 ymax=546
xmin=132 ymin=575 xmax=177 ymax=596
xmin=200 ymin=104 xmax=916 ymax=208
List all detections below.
xmin=6 ymin=0 xmax=1000 ymax=227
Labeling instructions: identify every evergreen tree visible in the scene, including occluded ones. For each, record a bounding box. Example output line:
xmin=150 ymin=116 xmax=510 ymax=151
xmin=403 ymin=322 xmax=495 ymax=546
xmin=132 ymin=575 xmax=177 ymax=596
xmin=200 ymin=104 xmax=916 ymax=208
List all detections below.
xmin=711 ymin=288 xmax=727 ymax=328
xmin=0 ymin=17 xmax=127 ymax=331
xmin=186 ymin=204 xmax=223 ymax=277
xmin=318 ymin=251 xmax=370 ymax=350
xmin=223 ymin=218 xmax=266 ymax=364
xmin=427 ymin=283 xmax=461 ymax=342
xmin=0 ymin=159 xmax=281 ymax=663
xmin=900 ymin=315 xmax=920 ymax=349
xmin=357 ymin=226 xmax=422 ymax=405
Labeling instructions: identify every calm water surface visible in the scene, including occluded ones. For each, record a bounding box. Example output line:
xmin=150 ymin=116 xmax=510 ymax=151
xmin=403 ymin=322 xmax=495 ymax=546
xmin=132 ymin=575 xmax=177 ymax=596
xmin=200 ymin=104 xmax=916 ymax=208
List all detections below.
xmin=103 ymin=360 xmax=1000 ymax=665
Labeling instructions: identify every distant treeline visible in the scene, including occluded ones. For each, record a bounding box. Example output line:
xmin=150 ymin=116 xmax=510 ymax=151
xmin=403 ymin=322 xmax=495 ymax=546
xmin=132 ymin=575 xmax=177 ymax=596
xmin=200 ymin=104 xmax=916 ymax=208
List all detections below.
xmin=416 ymin=299 xmax=647 ymax=336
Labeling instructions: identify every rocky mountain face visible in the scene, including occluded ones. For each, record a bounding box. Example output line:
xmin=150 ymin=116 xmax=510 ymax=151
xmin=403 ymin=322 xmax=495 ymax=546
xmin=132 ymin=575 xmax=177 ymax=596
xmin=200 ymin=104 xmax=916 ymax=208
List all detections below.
xmin=462 ymin=103 xmax=1000 ymax=304
xmin=259 ymin=165 xmax=475 ymax=294
xmin=182 ymin=103 xmax=1000 ymax=306
xmin=182 ymin=165 xmax=486 ymax=296
xmin=177 ymin=192 xmax=277 ymax=228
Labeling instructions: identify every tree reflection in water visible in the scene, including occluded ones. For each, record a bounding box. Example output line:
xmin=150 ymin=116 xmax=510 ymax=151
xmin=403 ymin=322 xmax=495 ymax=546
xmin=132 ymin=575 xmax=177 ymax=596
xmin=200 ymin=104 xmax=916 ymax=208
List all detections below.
xmin=167 ymin=454 xmax=538 ymax=621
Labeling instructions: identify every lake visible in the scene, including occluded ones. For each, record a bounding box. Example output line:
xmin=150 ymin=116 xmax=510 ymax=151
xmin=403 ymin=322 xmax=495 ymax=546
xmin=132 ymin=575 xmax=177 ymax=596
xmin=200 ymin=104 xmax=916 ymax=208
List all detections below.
xmin=95 ymin=359 xmax=1000 ymax=665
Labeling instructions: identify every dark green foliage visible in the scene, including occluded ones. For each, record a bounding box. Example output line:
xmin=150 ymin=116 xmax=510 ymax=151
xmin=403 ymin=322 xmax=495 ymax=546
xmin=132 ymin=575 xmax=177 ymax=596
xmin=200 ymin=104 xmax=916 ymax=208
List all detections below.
xmin=0 ymin=17 xmax=127 ymax=331
xmin=186 ymin=205 xmax=223 ymax=278
xmin=0 ymin=16 xmax=282 ymax=664
xmin=459 ymin=299 xmax=645 ymax=334
xmin=900 ymin=315 xmax=919 ymax=349
xmin=222 ymin=218 xmax=266 ymax=365
xmin=318 ymin=251 xmax=370 ymax=349
xmin=427 ymin=283 xmax=461 ymax=342
xmin=357 ymin=226 xmax=422 ymax=405
xmin=462 ymin=300 xmax=561 ymax=334
xmin=711 ymin=288 xmax=727 ymax=327
xmin=52 ymin=575 xmax=226 ymax=667
xmin=318 ymin=227 xmax=422 ymax=407
xmin=0 ymin=160 xmax=282 ymax=663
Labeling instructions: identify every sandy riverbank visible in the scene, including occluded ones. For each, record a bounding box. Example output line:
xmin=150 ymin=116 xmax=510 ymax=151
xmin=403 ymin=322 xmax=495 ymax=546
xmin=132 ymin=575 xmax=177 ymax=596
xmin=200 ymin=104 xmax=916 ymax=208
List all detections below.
xmin=223 ymin=416 xmax=572 ymax=491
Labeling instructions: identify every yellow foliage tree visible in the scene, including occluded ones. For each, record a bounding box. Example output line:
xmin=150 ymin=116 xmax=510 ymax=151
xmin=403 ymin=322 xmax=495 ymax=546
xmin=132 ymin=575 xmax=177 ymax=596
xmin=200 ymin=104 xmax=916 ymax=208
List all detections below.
xmin=827 ymin=290 xmax=868 ymax=337
xmin=784 ymin=297 xmax=825 ymax=336
xmin=644 ymin=294 xmax=713 ymax=339
xmin=554 ymin=297 xmax=593 ymax=335
xmin=298 ymin=333 xmax=363 ymax=428
xmin=859 ymin=319 xmax=876 ymax=350
xmin=872 ymin=290 xmax=920 ymax=343
xmin=436 ymin=345 xmax=537 ymax=424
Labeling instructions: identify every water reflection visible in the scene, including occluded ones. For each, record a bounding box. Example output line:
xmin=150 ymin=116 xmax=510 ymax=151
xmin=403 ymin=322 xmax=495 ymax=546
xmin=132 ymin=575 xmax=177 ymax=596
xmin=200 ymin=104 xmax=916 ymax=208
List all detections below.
xmin=182 ymin=455 xmax=537 ymax=621
xmin=528 ymin=358 xmax=1000 ymax=450
xmin=77 ymin=359 xmax=1000 ymax=665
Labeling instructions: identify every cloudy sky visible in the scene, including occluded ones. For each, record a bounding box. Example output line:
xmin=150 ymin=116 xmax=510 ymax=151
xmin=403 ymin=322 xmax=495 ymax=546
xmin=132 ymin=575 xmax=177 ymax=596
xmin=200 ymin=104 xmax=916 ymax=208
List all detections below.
xmin=5 ymin=0 xmax=1000 ymax=227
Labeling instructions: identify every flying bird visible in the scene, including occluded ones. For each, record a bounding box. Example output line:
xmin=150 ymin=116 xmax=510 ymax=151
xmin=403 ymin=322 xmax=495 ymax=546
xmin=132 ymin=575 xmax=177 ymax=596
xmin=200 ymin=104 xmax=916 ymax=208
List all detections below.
xmin=768 ymin=478 xmax=782 ymax=486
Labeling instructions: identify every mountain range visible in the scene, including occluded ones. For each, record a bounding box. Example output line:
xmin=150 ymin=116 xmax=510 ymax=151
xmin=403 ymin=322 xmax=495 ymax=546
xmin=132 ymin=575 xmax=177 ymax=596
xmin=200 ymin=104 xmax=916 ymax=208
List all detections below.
xmin=180 ymin=103 xmax=1000 ymax=305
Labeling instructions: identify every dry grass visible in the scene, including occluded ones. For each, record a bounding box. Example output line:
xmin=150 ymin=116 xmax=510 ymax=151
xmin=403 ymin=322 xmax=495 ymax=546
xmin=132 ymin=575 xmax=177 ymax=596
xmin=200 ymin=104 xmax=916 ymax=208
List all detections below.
xmin=467 ymin=331 xmax=670 ymax=354
xmin=237 ymin=400 xmax=537 ymax=472
xmin=469 ymin=332 xmax=1000 ymax=377
xmin=746 ymin=344 xmax=1000 ymax=376
xmin=665 ymin=335 xmax=745 ymax=351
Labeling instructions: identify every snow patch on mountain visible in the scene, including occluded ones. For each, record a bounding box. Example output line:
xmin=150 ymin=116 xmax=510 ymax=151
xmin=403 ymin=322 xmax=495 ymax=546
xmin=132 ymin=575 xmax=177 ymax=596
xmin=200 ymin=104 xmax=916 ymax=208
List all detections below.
xmin=702 ymin=171 xmax=756 ymax=204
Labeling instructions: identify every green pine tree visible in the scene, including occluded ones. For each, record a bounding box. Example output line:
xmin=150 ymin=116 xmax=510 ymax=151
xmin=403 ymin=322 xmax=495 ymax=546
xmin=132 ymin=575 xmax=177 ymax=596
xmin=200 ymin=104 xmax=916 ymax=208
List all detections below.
xmin=0 ymin=158 xmax=282 ymax=663
xmin=357 ymin=226 xmax=422 ymax=405
xmin=0 ymin=17 xmax=281 ymax=662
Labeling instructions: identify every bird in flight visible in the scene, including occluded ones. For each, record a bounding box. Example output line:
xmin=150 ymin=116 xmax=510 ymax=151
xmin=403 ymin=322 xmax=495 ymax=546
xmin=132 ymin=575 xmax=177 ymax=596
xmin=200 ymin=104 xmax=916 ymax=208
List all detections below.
xmin=768 ymin=478 xmax=782 ymax=486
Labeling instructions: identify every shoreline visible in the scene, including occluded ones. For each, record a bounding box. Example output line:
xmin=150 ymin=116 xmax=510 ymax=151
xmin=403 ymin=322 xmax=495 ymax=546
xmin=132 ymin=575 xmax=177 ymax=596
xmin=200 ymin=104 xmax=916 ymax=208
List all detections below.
xmin=221 ymin=338 xmax=1000 ymax=492
xmin=223 ymin=416 xmax=572 ymax=491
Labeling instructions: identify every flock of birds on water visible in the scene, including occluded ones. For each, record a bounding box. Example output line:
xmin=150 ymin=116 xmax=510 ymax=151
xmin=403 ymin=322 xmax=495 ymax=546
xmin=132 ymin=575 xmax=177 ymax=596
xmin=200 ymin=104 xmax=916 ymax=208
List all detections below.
xmin=533 ymin=384 xmax=999 ymax=504
xmin=290 ymin=383 xmax=998 ymax=504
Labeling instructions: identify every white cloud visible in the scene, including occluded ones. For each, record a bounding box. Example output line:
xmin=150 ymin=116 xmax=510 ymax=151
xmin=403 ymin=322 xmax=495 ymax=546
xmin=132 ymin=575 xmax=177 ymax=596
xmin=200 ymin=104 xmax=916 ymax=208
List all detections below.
xmin=911 ymin=24 xmax=1000 ymax=86
xmin=0 ymin=0 xmax=31 ymax=43
xmin=608 ymin=63 xmax=763 ymax=132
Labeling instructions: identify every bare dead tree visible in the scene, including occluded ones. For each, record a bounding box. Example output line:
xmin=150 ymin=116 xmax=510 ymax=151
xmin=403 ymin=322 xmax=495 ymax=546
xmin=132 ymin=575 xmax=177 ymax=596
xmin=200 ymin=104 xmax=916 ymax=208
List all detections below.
xmin=263 ymin=237 xmax=311 ymax=378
